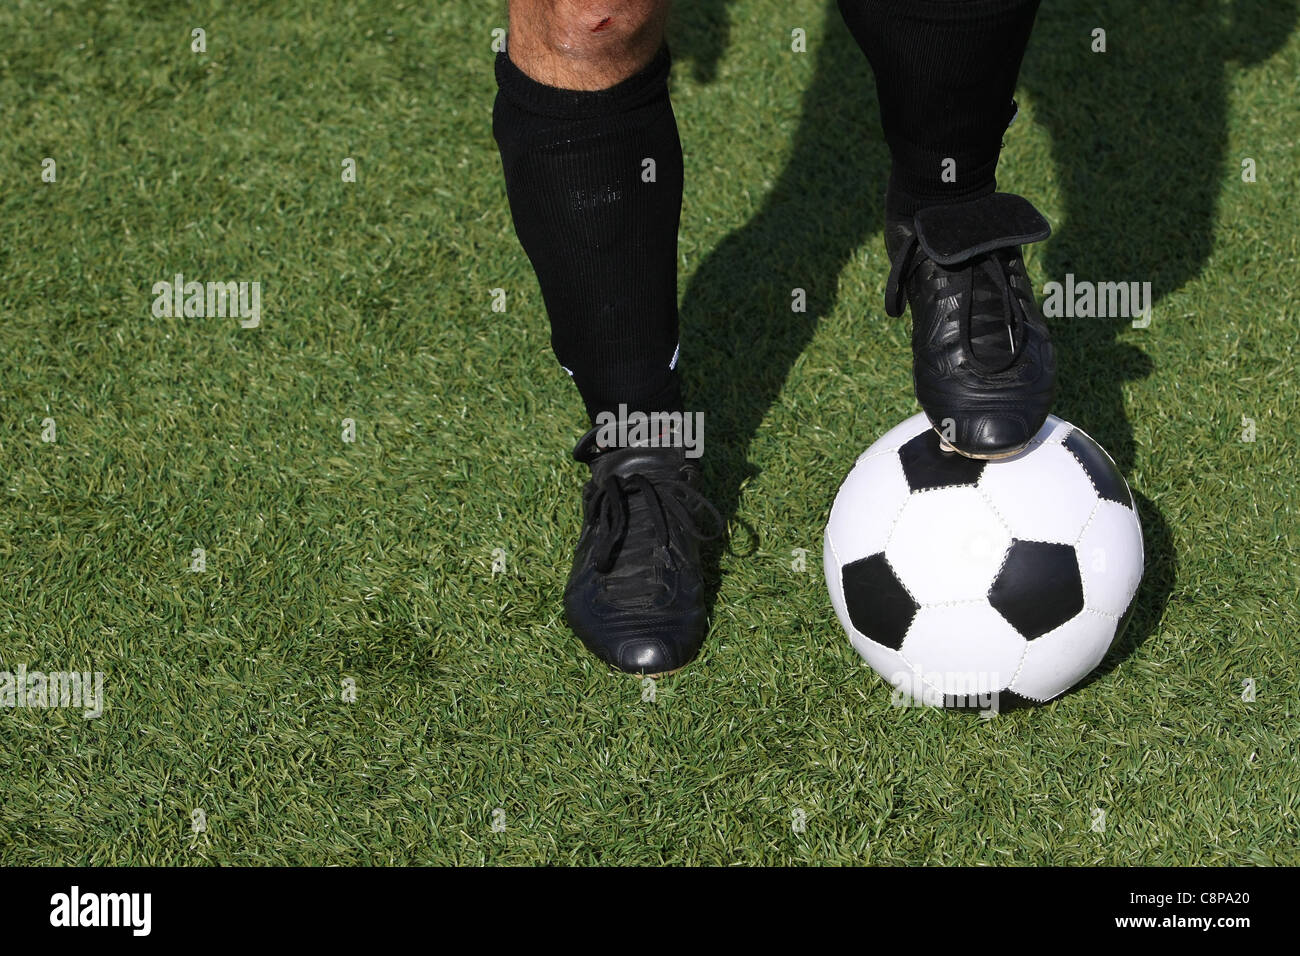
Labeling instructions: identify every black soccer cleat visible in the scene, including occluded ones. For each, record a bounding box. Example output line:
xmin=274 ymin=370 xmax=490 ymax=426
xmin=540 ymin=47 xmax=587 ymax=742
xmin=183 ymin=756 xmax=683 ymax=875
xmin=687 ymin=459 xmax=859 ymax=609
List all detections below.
xmin=563 ymin=426 xmax=722 ymax=676
xmin=884 ymin=192 xmax=1056 ymax=460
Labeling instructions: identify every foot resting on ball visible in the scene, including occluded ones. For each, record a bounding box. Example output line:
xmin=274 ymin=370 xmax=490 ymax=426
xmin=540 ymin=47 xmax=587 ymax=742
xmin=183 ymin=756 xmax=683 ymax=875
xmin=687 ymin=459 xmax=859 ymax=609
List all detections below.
xmin=563 ymin=425 xmax=722 ymax=676
xmin=884 ymin=192 xmax=1056 ymax=460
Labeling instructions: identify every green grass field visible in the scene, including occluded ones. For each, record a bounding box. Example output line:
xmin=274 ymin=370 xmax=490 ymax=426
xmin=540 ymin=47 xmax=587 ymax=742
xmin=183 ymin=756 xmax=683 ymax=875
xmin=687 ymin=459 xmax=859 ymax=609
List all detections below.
xmin=1 ymin=0 xmax=1297 ymax=865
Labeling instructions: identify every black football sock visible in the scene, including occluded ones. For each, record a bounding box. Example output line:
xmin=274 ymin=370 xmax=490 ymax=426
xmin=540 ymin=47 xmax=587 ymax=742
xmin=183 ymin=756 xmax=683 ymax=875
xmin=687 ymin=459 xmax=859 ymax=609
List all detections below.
xmin=492 ymin=45 xmax=684 ymax=426
xmin=837 ymin=0 xmax=1041 ymax=218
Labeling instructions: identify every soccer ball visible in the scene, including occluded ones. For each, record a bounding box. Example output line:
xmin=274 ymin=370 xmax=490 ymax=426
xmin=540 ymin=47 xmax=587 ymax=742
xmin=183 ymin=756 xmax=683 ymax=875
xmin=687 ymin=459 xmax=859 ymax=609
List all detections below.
xmin=824 ymin=412 xmax=1143 ymax=705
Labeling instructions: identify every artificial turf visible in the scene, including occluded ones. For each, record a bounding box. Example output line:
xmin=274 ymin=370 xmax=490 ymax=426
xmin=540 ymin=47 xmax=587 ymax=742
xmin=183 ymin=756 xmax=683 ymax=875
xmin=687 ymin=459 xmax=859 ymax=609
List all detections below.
xmin=0 ymin=0 xmax=1297 ymax=865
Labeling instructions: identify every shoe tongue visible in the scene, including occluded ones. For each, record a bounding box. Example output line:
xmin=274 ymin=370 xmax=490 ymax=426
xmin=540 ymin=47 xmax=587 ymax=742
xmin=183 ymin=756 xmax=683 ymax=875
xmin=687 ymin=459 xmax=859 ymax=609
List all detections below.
xmin=589 ymin=444 xmax=684 ymax=484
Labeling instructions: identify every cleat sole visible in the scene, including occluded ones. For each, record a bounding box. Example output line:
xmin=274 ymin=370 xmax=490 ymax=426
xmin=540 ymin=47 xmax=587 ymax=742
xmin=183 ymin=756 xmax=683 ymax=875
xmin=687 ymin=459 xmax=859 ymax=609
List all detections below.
xmin=935 ymin=426 xmax=1028 ymax=461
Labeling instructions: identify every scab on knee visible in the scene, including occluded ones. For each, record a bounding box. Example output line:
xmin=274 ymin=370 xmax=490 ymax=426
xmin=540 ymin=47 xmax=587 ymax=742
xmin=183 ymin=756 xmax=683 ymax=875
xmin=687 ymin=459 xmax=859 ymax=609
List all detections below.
xmin=546 ymin=1 xmax=664 ymax=59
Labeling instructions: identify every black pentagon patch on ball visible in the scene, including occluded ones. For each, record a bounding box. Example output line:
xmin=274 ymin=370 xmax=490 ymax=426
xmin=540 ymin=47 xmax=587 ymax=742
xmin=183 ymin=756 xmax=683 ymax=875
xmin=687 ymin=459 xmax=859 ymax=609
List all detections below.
xmin=898 ymin=429 xmax=986 ymax=492
xmin=989 ymin=540 xmax=1084 ymax=640
xmin=1063 ymin=428 xmax=1133 ymax=508
xmin=842 ymin=553 xmax=918 ymax=650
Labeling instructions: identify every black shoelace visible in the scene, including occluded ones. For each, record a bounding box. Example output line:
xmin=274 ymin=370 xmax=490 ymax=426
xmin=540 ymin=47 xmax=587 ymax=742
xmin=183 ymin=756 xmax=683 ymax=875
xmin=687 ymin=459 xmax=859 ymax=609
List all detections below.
xmin=885 ymin=234 xmax=1030 ymax=375
xmin=585 ymin=472 xmax=724 ymax=575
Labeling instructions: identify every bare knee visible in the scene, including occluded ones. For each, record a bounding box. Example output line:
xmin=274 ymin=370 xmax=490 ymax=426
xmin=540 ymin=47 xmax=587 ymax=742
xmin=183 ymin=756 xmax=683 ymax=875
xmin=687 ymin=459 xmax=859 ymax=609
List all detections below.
xmin=542 ymin=0 xmax=666 ymax=57
xmin=508 ymin=0 xmax=670 ymax=88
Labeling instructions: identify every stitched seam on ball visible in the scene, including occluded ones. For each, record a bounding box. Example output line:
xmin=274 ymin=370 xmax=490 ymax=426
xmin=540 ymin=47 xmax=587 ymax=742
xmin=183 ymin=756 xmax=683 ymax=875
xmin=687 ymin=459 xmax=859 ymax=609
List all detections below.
xmin=1073 ymin=500 xmax=1103 ymax=609
xmin=896 ymin=646 xmax=946 ymax=700
xmin=985 ymin=538 xmax=1016 ymax=601
xmin=856 ymin=444 xmax=910 ymax=466
xmin=882 ymin=550 xmax=920 ymax=608
xmin=879 ymin=497 xmax=918 ymax=604
xmin=918 ymin=597 xmax=993 ymax=608
xmin=1014 ymin=607 xmax=1083 ymax=691
xmin=1064 ymin=443 xmax=1104 ymax=500
xmin=1007 ymin=636 xmax=1032 ymax=690
xmin=975 ymin=483 xmax=1014 ymax=539
xmin=1074 ymin=499 xmax=1102 ymax=549
xmin=826 ymin=531 xmax=849 ymax=614
xmin=829 ymin=489 xmax=910 ymax=582
xmin=825 ymin=532 xmax=847 ymax=627
xmin=882 ymin=492 xmax=910 ymax=546
xmin=907 ymin=482 xmax=982 ymax=497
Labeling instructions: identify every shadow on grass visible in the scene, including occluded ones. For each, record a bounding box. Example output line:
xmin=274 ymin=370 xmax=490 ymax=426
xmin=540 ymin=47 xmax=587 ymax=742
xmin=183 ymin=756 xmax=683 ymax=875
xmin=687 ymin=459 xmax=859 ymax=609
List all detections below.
xmin=670 ymin=0 xmax=1296 ymax=683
